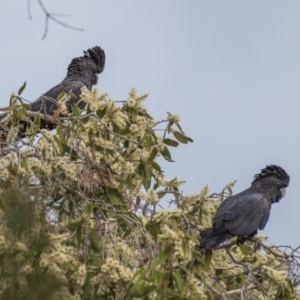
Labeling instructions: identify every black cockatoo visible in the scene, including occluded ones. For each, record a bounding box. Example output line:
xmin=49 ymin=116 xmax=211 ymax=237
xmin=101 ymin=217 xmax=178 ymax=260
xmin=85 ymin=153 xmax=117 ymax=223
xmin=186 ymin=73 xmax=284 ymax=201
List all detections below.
xmin=199 ymin=165 xmax=289 ymax=249
xmin=30 ymin=45 xmax=105 ymax=116
xmin=0 ymin=46 xmax=105 ymax=145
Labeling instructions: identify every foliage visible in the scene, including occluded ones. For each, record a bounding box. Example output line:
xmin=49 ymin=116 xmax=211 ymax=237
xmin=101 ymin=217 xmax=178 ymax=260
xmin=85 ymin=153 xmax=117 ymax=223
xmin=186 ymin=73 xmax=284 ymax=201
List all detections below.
xmin=0 ymin=85 xmax=299 ymax=299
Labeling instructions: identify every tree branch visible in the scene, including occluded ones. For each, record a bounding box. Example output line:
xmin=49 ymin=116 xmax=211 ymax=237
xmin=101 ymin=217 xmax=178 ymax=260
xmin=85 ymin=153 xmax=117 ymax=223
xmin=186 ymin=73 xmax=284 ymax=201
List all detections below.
xmin=27 ymin=0 xmax=84 ymax=40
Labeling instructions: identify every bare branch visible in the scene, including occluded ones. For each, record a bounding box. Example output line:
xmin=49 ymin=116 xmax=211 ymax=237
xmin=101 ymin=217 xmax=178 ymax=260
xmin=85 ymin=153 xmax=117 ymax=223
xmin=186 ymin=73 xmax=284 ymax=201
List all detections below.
xmin=28 ymin=0 xmax=84 ymax=40
xmin=27 ymin=0 xmax=32 ymax=20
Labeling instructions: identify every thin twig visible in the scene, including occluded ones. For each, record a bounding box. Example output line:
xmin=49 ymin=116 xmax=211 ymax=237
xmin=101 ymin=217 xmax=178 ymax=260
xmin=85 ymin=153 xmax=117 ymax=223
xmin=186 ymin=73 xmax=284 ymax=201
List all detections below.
xmin=27 ymin=0 xmax=32 ymax=20
xmin=28 ymin=0 xmax=84 ymax=40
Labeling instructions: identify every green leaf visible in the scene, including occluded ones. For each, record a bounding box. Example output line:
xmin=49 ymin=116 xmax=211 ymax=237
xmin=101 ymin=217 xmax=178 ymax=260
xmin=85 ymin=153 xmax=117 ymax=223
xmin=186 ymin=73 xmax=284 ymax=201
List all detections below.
xmin=146 ymin=222 xmax=160 ymax=241
xmin=76 ymin=227 xmax=82 ymax=248
xmin=18 ymin=81 xmax=26 ymax=96
xmin=170 ymin=217 xmax=178 ymax=233
xmin=96 ymin=108 xmax=106 ymax=119
xmin=53 ymin=136 xmax=64 ymax=155
xmin=153 ymin=182 xmax=159 ymax=190
xmin=231 ymin=245 xmax=237 ymax=253
xmin=150 ymin=161 xmax=161 ymax=172
xmin=144 ymin=165 xmax=152 ymax=190
xmin=148 ymin=147 xmax=158 ymax=161
xmin=39 ymin=208 xmax=46 ymax=228
xmin=177 ymin=265 xmax=190 ymax=275
xmin=148 ymin=252 xmax=167 ymax=272
xmin=128 ymin=212 xmax=144 ymax=224
xmin=69 ymin=148 xmax=78 ymax=160
xmin=119 ymin=124 xmax=130 ymax=135
xmin=56 ymin=91 xmax=66 ymax=101
xmin=144 ymin=112 xmax=153 ymax=119
xmin=18 ymin=107 xmax=28 ymax=121
xmin=144 ymin=134 xmax=153 ymax=147
xmin=126 ymin=176 xmax=134 ymax=190
xmin=163 ymin=138 xmax=179 ymax=147
xmin=175 ymin=122 xmax=184 ymax=133
xmin=151 ymin=132 xmax=158 ymax=144
xmin=124 ymin=140 xmax=129 ymax=148
xmin=123 ymin=227 xmax=132 ymax=239
xmin=34 ymin=113 xmax=41 ymax=128
xmin=205 ymin=249 xmax=212 ymax=269
xmin=83 ymin=272 xmax=92 ymax=297
xmin=137 ymin=163 xmax=146 ymax=179
xmin=9 ymin=94 xmax=14 ymax=106
xmin=15 ymin=96 xmax=24 ymax=104
xmin=128 ymin=284 xmax=156 ymax=298
xmin=88 ymin=129 xmax=94 ymax=147
xmin=22 ymin=103 xmax=31 ymax=109
xmin=108 ymin=189 xmax=121 ymax=205
xmin=158 ymin=190 xmax=167 ymax=199
xmin=161 ymin=146 xmax=174 ymax=162
xmin=138 ymin=163 xmax=151 ymax=191
xmin=67 ymin=217 xmax=84 ymax=230
xmin=173 ymin=186 xmax=179 ymax=200
xmin=239 ymin=245 xmax=248 ymax=256
xmin=173 ymin=271 xmax=184 ymax=294
xmin=56 ymin=126 xmax=63 ymax=139
xmin=71 ymin=104 xmax=81 ymax=116
xmin=167 ymin=121 xmax=174 ymax=134
xmin=91 ymin=228 xmax=101 ymax=249
xmin=173 ymin=131 xmax=193 ymax=144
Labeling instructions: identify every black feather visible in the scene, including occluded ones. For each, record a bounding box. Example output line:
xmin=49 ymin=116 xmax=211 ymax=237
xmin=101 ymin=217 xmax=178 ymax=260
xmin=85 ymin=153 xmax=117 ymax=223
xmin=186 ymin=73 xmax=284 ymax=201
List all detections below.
xmin=199 ymin=165 xmax=289 ymax=249
xmin=253 ymin=165 xmax=289 ymax=187
xmin=29 ymin=46 xmax=106 ymax=130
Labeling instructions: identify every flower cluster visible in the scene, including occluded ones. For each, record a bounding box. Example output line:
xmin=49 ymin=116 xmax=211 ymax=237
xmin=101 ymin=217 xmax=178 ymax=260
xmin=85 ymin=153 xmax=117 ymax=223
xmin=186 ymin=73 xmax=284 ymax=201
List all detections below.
xmin=81 ymin=87 xmax=107 ymax=111
xmin=6 ymin=126 xmax=19 ymax=144
xmin=167 ymin=113 xmax=180 ymax=123
xmin=93 ymin=258 xmax=134 ymax=297
xmin=158 ymin=177 xmax=186 ymax=188
xmin=126 ymin=88 xmax=148 ymax=113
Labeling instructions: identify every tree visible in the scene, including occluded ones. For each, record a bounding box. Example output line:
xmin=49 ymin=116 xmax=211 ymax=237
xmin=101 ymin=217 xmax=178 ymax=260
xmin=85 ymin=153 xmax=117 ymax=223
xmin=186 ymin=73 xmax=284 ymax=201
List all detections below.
xmin=0 ymin=85 xmax=299 ymax=299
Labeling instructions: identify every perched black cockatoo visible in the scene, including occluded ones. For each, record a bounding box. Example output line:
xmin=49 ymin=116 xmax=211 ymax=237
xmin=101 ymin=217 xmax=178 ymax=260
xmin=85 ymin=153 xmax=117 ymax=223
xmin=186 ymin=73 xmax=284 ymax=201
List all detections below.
xmin=30 ymin=46 xmax=105 ymax=116
xmin=0 ymin=46 xmax=105 ymax=144
xmin=199 ymin=165 xmax=289 ymax=249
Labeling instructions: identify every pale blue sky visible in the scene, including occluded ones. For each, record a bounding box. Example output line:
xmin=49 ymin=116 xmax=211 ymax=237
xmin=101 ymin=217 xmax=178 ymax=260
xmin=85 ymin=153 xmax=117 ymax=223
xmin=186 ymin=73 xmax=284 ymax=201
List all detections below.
xmin=1 ymin=1 xmax=300 ymax=247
